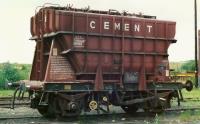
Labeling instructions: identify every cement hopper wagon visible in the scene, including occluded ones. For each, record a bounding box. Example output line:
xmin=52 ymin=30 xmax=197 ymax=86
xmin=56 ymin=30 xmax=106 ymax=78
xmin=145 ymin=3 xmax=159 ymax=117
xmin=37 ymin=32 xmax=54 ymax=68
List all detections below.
xmin=28 ymin=5 xmax=192 ymax=117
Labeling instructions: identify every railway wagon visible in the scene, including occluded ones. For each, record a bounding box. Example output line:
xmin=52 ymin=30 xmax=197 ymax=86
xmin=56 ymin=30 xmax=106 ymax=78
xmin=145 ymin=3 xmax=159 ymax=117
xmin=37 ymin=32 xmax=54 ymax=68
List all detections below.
xmin=28 ymin=5 xmax=192 ymax=117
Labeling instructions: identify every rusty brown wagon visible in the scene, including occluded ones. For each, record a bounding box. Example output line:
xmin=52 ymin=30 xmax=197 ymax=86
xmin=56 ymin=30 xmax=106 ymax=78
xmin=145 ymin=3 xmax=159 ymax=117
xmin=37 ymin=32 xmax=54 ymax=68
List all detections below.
xmin=25 ymin=5 xmax=193 ymax=117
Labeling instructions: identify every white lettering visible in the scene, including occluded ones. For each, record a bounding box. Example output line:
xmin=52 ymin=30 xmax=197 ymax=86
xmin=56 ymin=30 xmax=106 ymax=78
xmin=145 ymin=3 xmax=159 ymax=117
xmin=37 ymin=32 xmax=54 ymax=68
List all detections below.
xmin=90 ymin=21 xmax=95 ymax=29
xmin=124 ymin=24 xmax=130 ymax=31
xmin=147 ymin=25 xmax=152 ymax=33
xmin=114 ymin=23 xmax=120 ymax=30
xmin=104 ymin=22 xmax=110 ymax=30
xmin=89 ymin=20 xmax=153 ymax=34
xmin=134 ymin=24 xmax=140 ymax=32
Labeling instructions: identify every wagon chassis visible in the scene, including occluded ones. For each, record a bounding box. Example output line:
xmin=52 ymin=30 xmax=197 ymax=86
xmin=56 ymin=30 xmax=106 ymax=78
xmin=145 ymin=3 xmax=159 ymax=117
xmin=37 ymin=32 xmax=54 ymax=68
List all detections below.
xmin=27 ymin=81 xmax=189 ymax=117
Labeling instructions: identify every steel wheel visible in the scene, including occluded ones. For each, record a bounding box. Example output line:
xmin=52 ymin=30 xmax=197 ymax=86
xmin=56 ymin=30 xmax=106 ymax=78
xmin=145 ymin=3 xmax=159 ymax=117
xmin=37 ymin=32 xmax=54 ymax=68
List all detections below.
xmin=37 ymin=100 xmax=56 ymax=118
xmin=37 ymin=106 xmax=55 ymax=118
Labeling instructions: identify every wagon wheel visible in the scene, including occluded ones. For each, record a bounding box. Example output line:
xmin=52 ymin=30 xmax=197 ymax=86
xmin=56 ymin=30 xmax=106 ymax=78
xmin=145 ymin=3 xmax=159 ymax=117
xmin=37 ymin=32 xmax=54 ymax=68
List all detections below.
xmin=64 ymin=102 xmax=82 ymax=117
xmin=151 ymin=106 xmax=164 ymax=113
xmin=37 ymin=106 xmax=55 ymax=118
xmin=150 ymin=98 xmax=167 ymax=113
xmin=143 ymin=103 xmax=164 ymax=113
xmin=143 ymin=100 xmax=165 ymax=113
xmin=56 ymin=95 xmax=83 ymax=117
xmin=121 ymin=105 xmax=138 ymax=114
xmin=37 ymin=97 xmax=57 ymax=118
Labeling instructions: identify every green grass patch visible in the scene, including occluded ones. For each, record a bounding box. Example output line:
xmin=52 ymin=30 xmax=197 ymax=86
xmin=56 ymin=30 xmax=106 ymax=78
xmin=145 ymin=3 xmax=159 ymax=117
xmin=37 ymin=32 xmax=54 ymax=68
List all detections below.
xmin=0 ymin=89 xmax=29 ymax=98
xmin=182 ymin=88 xmax=200 ymax=99
xmin=0 ymin=89 xmax=14 ymax=97
xmin=152 ymin=114 xmax=161 ymax=124
xmin=179 ymin=110 xmax=200 ymax=121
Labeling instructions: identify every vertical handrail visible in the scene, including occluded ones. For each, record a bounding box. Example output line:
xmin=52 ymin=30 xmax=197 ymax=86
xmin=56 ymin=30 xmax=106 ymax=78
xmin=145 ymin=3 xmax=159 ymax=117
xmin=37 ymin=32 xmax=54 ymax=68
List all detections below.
xmin=194 ymin=0 xmax=198 ymax=88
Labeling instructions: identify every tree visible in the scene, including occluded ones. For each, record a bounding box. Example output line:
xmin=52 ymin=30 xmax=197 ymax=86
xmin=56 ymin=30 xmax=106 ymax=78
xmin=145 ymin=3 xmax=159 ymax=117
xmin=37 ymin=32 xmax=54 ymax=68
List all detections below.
xmin=1 ymin=62 xmax=20 ymax=83
xmin=0 ymin=70 xmax=5 ymax=88
xmin=18 ymin=64 xmax=31 ymax=80
xmin=0 ymin=62 xmax=31 ymax=89
xmin=181 ymin=60 xmax=195 ymax=72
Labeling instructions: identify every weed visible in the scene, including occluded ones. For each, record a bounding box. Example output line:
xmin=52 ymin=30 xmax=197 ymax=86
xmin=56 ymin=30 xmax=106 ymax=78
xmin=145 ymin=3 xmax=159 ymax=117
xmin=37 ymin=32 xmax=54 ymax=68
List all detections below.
xmin=153 ymin=114 xmax=160 ymax=124
xmin=179 ymin=110 xmax=200 ymax=122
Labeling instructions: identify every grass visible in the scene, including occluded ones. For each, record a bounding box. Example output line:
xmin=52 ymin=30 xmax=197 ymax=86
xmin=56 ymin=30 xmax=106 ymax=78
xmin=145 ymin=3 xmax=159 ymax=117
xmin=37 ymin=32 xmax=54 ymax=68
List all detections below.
xmin=152 ymin=114 xmax=160 ymax=124
xmin=177 ymin=88 xmax=200 ymax=121
xmin=182 ymin=88 xmax=200 ymax=99
xmin=0 ymin=89 xmax=14 ymax=97
xmin=162 ymin=88 xmax=200 ymax=122
xmin=178 ymin=110 xmax=200 ymax=122
xmin=0 ymin=89 xmax=29 ymax=98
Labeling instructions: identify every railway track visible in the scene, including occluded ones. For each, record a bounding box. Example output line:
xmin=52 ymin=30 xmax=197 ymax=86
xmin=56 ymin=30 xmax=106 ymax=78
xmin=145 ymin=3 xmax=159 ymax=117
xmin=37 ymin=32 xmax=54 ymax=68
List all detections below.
xmin=182 ymin=98 xmax=200 ymax=102
xmin=0 ymin=97 xmax=30 ymax=108
xmin=165 ymin=106 xmax=200 ymax=112
xmin=0 ymin=96 xmax=200 ymax=121
xmin=0 ymin=108 xmax=200 ymax=124
xmin=0 ymin=116 xmax=41 ymax=120
xmin=0 ymin=106 xmax=200 ymax=120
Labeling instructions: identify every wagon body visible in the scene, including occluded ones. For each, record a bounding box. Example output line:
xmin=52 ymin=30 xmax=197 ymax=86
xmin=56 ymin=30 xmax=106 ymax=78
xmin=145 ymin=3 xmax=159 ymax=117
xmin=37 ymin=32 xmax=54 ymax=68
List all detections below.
xmin=30 ymin=7 xmax=176 ymax=91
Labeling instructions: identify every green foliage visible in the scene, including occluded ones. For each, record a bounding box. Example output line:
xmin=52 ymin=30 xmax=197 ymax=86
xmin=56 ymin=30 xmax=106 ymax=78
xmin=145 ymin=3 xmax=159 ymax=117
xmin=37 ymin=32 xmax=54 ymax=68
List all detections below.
xmin=181 ymin=60 xmax=195 ymax=72
xmin=0 ymin=70 xmax=4 ymax=87
xmin=2 ymin=62 xmax=20 ymax=83
xmin=17 ymin=64 xmax=31 ymax=80
xmin=170 ymin=60 xmax=195 ymax=73
xmin=169 ymin=62 xmax=182 ymax=73
xmin=0 ymin=62 xmax=31 ymax=89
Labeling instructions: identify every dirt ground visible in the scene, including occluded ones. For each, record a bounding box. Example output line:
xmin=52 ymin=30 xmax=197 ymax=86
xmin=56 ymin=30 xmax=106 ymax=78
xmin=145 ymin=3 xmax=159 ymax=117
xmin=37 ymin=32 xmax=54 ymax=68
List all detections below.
xmin=0 ymin=106 xmax=200 ymax=124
